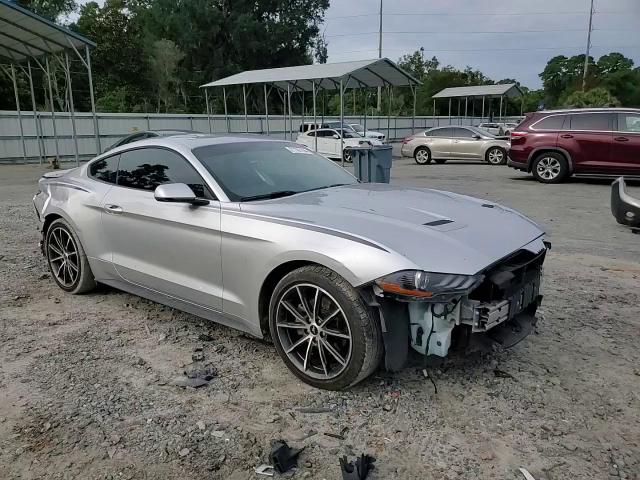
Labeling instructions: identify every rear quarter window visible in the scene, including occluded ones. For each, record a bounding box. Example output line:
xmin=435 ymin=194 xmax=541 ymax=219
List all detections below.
xmin=88 ymin=155 xmax=119 ymax=184
xmin=532 ymin=115 xmax=566 ymax=131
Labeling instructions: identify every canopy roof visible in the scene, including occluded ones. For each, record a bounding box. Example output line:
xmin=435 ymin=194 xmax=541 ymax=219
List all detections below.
xmin=0 ymin=0 xmax=95 ymax=62
xmin=201 ymin=58 xmax=421 ymax=91
xmin=433 ymin=83 xmax=522 ymax=99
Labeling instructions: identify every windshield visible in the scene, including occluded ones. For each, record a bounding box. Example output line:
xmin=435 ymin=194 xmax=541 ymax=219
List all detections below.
xmin=337 ymin=129 xmax=362 ymax=139
xmin=470 ymin=126 xmax=496 ymax=138
xmin=192 ymin=141 xmax=357 ymax=201
xmin=350 ymin=124 xmax=365 ymax=132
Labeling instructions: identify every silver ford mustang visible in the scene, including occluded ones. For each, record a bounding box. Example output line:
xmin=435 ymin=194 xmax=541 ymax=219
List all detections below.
xmin=34 ymin=134 xmax=548 ymax=390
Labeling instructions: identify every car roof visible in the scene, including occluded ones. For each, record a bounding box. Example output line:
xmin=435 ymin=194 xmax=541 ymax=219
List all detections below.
xmin=536 ymin=107 xmax=640 ymax=114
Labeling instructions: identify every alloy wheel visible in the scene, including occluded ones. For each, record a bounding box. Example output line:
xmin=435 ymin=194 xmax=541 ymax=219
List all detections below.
xmin=47 ymin=226 xmax=80 ymax=288
xmin=275 ymin=283 xmax=352 ymax=380
xmin=536 ymin=156 xmax=561 ymax=180
xmin=415 ymin=149 xmax=430 ymax=164
xmin=487 ymin=148 xmax=505 ymax=165
xmin=343 ymin=151 xmax=352 ymax=163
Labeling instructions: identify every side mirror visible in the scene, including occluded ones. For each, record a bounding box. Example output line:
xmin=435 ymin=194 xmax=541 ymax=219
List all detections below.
xmin=154 ymin=183 xmax=208 ymax=206
xmin=332 ymin=133 xmax=340 ymax=139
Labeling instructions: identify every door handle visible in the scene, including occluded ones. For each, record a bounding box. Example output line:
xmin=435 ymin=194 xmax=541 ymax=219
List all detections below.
xmin=104 ymin=204 xmax=123 ymax=214
xmin=614 ymin=136 xmax=629 ymax=142
xmin=560 ymin=134 xmax=573 ymax=139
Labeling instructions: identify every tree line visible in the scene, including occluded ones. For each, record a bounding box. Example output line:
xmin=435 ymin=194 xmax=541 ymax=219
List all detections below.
xmin=1 ymin=0 xmax=638 ymax=117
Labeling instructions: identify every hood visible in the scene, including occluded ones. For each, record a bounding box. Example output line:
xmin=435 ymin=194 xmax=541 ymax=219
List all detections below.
xmin=239 ymin=184 xmax=544 ymax=275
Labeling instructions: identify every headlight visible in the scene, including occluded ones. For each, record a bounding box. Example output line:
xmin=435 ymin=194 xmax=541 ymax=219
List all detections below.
xmin=375 ymin=270 xmax=482 ymax=300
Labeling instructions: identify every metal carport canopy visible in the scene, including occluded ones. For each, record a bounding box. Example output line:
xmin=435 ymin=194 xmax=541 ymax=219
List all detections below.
xmin=432 ymin=83 xmax=522 ymax=99
xmin=200 ymin=57 xmax=421 ymax=91
xmin=0 ymin=0 xmax=95 ymax=61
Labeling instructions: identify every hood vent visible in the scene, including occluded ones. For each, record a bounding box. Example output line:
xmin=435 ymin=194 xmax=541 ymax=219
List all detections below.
xmin=424 ymin=219 xmax=454 ymax=227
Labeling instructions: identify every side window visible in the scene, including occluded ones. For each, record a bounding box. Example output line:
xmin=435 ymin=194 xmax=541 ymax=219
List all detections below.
xmin=568 ymin=113 xmax=611 ymax=131
xmin=619 ymin=114 xmax=640 ymax=133
xmin=433 ymin=128 xmax=453 ymax=137
xmin=117 ymin=148 xmax=212 ymax=198
xmin=533 ymin=115 xmax=566 ymax=130
xmin=306 ymin=130 xmax=316 ymax=137
xmin=452 ymin=128 xmax=475 ymax=138
xmin=89 ymin=155 xmax=119 ymax=184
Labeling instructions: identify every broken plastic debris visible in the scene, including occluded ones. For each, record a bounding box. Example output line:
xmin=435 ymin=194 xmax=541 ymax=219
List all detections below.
xmin=340 ymin=454 xmax=376 ymax=480
xmin=171 ymin=376 xmax=211 ymax=388
xmin=519 ymin=468 xmax=536 ymax=480
xmin=254 ymin=464 xmax=275 ymax=477
xmin=270 ymin=440 xmax=303 ymax=473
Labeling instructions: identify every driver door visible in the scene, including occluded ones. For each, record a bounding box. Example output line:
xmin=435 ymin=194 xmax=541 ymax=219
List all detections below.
xmin=101 ymin=147 xmax=223 ymax=310
xmin=449 ymin=127 xmax=483 ymax=160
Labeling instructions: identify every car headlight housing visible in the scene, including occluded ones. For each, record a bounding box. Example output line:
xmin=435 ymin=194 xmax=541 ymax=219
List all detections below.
xmin=374 ymin=270 xmax=483 ymax=301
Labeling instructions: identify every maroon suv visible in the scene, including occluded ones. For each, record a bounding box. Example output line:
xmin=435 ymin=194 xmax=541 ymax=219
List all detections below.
xmin=508 ymin=108 xmax=640 ymax=183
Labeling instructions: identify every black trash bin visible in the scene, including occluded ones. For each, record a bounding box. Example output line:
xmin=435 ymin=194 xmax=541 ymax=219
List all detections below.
xmin=347 ymin=143 xmax=393 ymax=183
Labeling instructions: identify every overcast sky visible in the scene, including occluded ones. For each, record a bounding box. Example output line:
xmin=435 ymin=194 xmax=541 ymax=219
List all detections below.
xmin=322 ymin=0 xmax=640 ymax=88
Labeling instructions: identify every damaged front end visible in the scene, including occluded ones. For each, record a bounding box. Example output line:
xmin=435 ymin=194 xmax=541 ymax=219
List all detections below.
xmin=369 ymin=242 xmax=549 ymax=371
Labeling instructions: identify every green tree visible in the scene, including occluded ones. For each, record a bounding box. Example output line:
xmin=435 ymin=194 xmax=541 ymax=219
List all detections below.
xmin=17 ymin=0 xmax=76 ymax=21
xmin=148 ymin=39 xmax=185 ymax=112
xmin=563 ymin=87 xmax=621 ymax=108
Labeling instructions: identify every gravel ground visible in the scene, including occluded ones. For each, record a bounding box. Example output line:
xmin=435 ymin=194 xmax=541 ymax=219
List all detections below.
xmin=1 ymin=156 xmax=639 ymax=480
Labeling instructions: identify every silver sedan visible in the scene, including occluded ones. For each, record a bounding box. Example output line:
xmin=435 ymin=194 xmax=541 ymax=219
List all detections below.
xmin=401 ymin=126 xmax=510 ymax=165
xmin=34 ymin=135 xmax=547 ymax=390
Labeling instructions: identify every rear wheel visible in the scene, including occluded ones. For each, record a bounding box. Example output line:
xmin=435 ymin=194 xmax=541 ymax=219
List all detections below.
xmin=486 ymin=146 xmax=507 ymax=165
xmin=532 ymin=152 xmax=569 ymax=183
xmin=45 ymin=218 xmax=96 ymax=294
xmin=269 ymin=265 xmax=382 ymax=390
xmin=414 ymin=147 xmax=431 ymax=165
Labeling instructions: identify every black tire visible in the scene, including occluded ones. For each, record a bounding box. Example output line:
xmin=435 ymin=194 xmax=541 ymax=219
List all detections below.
xmin=486 ymin=146 xmax=507 ymax=165
xmin=531 ymin=152 xmax=569 ymax=183
xmin=268 ymin=265 xmax=383 ymax=390
xmin=45 ymin=218 xmax=96 ymax=294
xmin=343 ymin=149 xmax=353 ymax=163
xmin=434 ymin=159 xmax=447 ymax=164
xmin=414 ymin=146 xmax=431 ymax=165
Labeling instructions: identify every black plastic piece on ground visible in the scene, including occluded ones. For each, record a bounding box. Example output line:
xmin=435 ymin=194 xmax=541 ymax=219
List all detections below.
xmin=270 ymin=440 xmax=302 ymax=473
xmin=340 ymin=454 xmax=376 ymax=480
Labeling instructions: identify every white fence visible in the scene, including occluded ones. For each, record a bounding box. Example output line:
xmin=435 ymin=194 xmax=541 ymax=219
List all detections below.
xmin=0 ymin=110 xmax=521 ymax=164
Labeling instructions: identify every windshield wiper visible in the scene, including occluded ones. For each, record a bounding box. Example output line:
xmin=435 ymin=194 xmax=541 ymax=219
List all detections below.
xmin=300 ymin=183 xmax=351 ymax=193
xmin=240 ymin=190 xmax=298 ymax=202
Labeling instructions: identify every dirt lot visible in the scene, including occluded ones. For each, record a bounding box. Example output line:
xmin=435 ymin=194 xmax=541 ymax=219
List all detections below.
xmin=1 ymin=157 xmax=639 ymax=480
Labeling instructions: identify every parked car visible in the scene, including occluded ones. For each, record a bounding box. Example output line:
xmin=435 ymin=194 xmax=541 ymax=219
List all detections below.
xmin=106 ymin=130 xmax=200 ymax=152
xmin=33 ymin=134 xmax=548 ymax=390
xmin=477 ymin=122 xmax=514 ymax=136
xmin=508 ymin=108 xmax=640 ymax=183
xmin=401 ymin=126 xmax=510 ymax=165
xmin=611 ymin=177 xmax=640 ymax=229
xmin=296 ymin=128 xmax=383 ymax=162
xmin=348 ymin=123 xmax=386 ymax=141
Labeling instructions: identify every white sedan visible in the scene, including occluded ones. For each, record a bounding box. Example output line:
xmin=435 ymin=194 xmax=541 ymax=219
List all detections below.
xmin=296 ymin=128 xmax=383 ymax=162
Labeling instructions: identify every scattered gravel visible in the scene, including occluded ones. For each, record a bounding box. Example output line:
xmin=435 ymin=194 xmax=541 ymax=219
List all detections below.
xmin=1 ymin=162 xmax=639 ymax=479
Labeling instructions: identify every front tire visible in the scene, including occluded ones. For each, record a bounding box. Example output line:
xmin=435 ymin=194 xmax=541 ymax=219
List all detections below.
xmin=532 ymin=152 xmax=569 ymax=183
xmin=343 ymin=149 xmax=353 ymax=163
xmin=486 ymin=146 xmax=507 ymax=165
xmin=45 ymin=218 xmax=96 ymax=294
xmin=269 ymin=265 xmax=383 ymax=390
xmin=414 ymin=146 xmax=431 ymax=165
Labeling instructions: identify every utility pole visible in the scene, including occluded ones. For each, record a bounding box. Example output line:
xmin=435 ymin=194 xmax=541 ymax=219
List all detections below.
xmin=582 ymin=0 xmax=595 ymax=91
xmin=377 ymin=0 xmax=383 ymax=111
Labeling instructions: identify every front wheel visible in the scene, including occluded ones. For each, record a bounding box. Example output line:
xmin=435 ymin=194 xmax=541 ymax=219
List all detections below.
xmin=269 ymin=266 xmax=383 ymax=390
xmin=343 ymin=149 xmax=353 ymax=163
xmin=486 ymin=146 xmax=507 ymax=165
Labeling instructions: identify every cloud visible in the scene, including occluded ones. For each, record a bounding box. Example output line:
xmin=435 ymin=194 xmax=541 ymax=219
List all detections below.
xmin=322 ymin=0 xmax=640 ymax=88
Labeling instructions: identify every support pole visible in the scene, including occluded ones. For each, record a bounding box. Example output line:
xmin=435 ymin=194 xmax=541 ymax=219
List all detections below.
xmin=457 ymin=98 xmax=461 ymax=125
xmin=448 ymin=98 xmax=452 ymax=125
xmin=411 ymin=85 xmax=416 ymax=134
xmin=301 ymin=91 xmax=305 ymax=132
xmin=499 ymin=95 xmax=503 ymax=122
xmin=312 ymin=81 xmax=317 ymax=151
xmin=464 ymin=97 xmax=468 ymax=124
xmin=45 ymin=57 xmax=60 ymax=160
xmin=243 ymin=85 xmax=249 ymax=133
xmin=205 ymin=88 xmax=212 ymax=133
xmin=363 ymin=88 xmax=368 ymax=134
xmin=85 ymin=45 xmax=100 ymax=155
xmin=287 ymin=83 xmax=292 ymax=140
xmin=387 ymin=85 xmax=392 ymax=141
xmin=481 ymin=96 xmax=485 ymax=121
xmin=8 ymin=64 xmax=27 ymax=163
xmin=223 ymin=87 xmax=229 ymax=133
xmin=264 ymin=84 xmax=270 ymax=136
xmin=339 ymin=79 xmax=344 ymax=167
xmin=64 ymin=52 xmax=79 ymax=165
xmin=27 ymin=60 xmax=44 ymax=164
xmin=433 ymin=98 xmax=436 ymax=126
xmin=282 ymin=89 xmax=287 ymax=139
